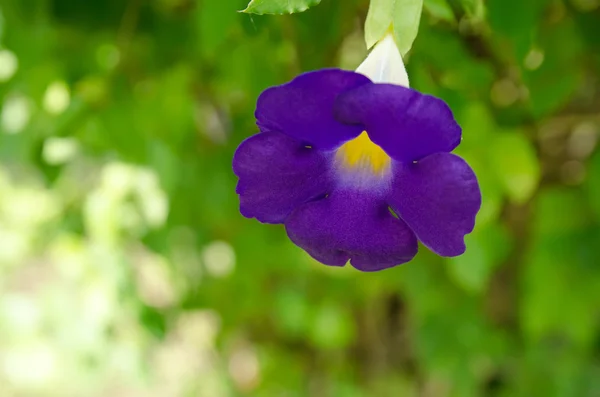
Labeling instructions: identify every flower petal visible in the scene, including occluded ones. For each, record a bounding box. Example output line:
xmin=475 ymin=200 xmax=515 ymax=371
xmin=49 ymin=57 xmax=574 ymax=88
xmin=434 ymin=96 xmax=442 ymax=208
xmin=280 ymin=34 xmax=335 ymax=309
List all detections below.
xmin=256 ymin=69 xmax=370 ymax=150
xmin=356 ymin=34 xmax=409 ymax=87
xmin=334 ymin=84 xmax=461 ymax=162
xmin=285 ymin=190 xmax=418 ymax=271
xmin=233 ymin=131 xmax=332 ymax=224
xmin=388 ymin=153 xmax=481 ymax=257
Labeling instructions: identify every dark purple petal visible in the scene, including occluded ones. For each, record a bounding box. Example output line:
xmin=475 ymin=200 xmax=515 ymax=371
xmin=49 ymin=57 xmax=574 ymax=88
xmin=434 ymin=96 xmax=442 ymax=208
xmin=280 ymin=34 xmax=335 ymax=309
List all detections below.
xmin=388 ymin=153 xmax=481 ymax=257
xmin=334 ymin=84 xmax=461 ymax=162
xmin=233 ymin=131 xmax=333 ymax=224
xmin=285 ymin=190 xmax=418 ymax=271
xmin=256 ymin=69 xmax=371 ymax=150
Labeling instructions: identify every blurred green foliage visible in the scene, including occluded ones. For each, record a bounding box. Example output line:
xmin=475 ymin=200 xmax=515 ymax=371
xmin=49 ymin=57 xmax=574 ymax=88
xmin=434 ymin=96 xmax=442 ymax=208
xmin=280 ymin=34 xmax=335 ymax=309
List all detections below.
xmin=0 ymin=0 xmax=599 ymax=396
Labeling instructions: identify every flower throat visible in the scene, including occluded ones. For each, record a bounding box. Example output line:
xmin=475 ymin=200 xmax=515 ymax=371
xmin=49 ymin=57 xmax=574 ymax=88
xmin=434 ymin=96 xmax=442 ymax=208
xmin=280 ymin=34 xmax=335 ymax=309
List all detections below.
xmin=336 ymin=131 xmax=391 ymax=174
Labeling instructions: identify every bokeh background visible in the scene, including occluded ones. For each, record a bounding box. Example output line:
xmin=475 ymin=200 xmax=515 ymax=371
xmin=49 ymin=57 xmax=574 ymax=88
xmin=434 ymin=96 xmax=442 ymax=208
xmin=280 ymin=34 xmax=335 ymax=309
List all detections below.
xmin=0 ymin=0 xmax=599 ymax=395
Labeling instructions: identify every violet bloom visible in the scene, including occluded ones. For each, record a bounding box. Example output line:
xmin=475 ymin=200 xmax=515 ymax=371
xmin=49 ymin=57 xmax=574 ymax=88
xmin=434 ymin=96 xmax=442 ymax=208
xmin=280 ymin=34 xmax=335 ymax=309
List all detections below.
xmin=233 ymin=35 xmax=481 ymax=271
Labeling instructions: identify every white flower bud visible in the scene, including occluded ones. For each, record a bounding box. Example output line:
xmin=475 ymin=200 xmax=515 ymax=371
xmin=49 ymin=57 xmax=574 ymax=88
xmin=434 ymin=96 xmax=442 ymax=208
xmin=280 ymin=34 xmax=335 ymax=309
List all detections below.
xmin=356 ymin=33 xmax=409 ymax=87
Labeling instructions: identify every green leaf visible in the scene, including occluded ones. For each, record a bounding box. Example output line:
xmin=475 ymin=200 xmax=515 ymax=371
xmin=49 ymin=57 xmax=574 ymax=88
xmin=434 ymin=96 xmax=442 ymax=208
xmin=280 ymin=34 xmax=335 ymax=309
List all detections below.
xmin=423 ymin=0 xmax=455 ymax=22
xmin=393 ymin=0 xmax=424 ymax=55
xmin=242 ymin=0 xmax=322 ymax=15
xmin=365 ymin=0 xmax=395 ymax=49
xmin=489 ymin=131 xmax=540 ymax=204
xmin=365 ymin=0 xmax=424 ymax=54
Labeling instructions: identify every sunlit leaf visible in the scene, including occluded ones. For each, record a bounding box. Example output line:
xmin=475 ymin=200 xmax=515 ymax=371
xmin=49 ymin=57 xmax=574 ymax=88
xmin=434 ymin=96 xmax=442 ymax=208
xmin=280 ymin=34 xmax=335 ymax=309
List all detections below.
xmin=242 ymin=0 xmax=322 ymax=15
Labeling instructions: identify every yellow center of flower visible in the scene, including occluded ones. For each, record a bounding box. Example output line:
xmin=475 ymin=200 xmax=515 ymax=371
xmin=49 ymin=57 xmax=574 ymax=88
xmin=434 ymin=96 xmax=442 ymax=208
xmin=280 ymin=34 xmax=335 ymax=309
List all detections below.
xmin=336 ymin=131 xmax=391 ymax=174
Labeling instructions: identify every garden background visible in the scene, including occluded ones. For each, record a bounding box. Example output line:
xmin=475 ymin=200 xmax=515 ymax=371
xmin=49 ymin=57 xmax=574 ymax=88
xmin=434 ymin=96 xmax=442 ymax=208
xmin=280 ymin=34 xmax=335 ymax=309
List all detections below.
xmin=0 ymin=0 xmax=600 ymax=396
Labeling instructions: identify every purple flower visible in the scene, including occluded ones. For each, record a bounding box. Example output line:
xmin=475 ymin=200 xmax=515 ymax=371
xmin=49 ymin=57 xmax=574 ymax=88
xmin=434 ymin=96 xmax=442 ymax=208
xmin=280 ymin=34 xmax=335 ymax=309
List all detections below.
xmin=233 ymin=36 xmax=481 ymax=271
